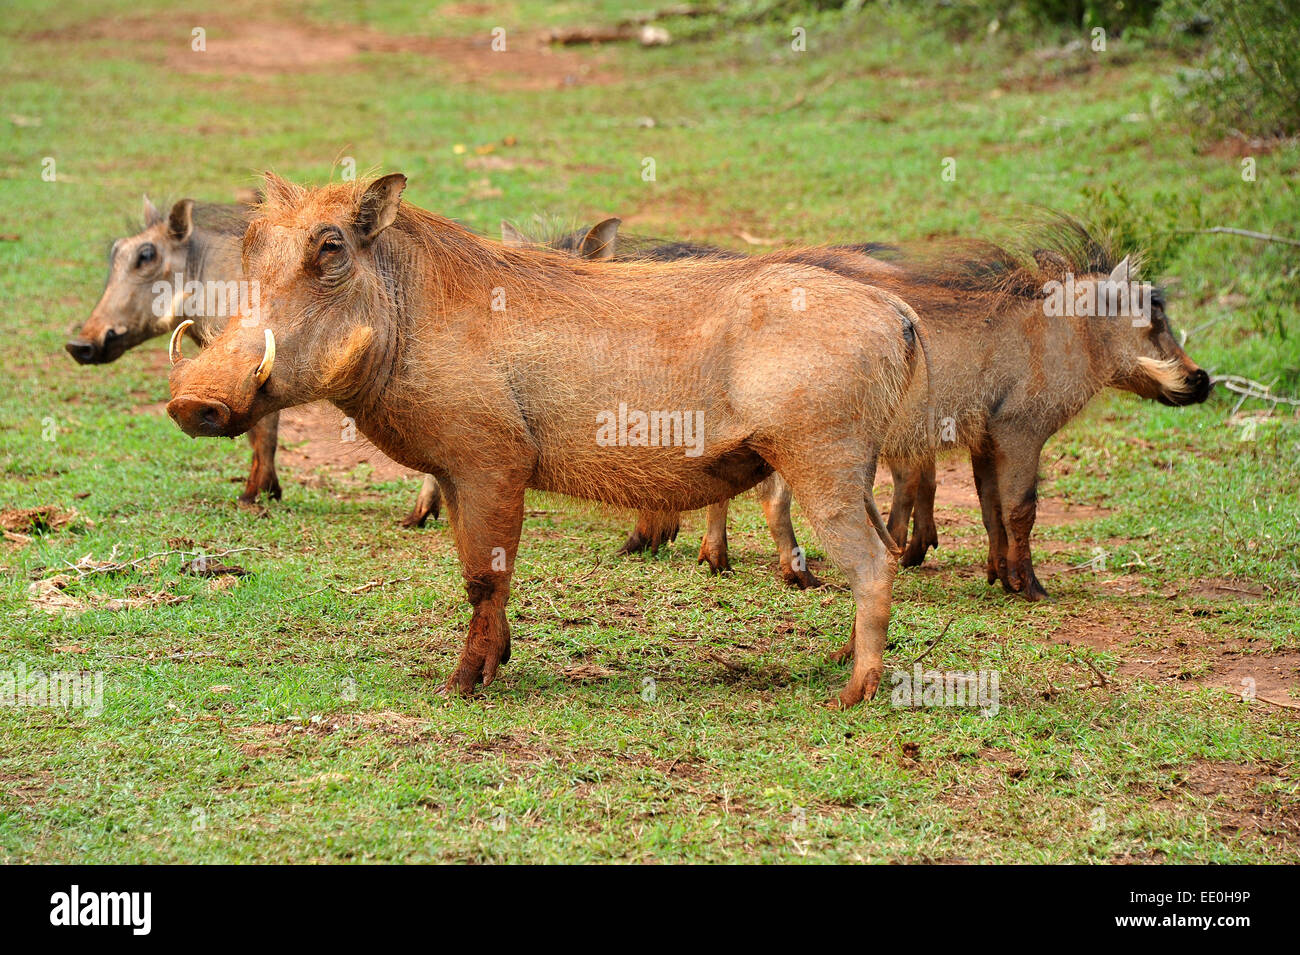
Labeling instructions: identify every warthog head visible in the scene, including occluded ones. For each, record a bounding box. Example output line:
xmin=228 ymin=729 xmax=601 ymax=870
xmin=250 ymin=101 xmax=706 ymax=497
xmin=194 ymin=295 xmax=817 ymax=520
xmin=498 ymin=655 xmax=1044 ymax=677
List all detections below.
xmin=167 ymin=173 xmax=404 ymax=438
xmin=67 ymin=198 xmax=198 ymax=364
xmin=1039 ymin=253 xmax=1212 ymax=407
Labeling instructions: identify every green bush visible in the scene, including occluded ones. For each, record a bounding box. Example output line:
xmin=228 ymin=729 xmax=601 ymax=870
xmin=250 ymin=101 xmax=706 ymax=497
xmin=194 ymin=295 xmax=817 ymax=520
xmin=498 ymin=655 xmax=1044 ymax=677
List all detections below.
xmin=1167 ymin=0 xmax=1300 ymax=137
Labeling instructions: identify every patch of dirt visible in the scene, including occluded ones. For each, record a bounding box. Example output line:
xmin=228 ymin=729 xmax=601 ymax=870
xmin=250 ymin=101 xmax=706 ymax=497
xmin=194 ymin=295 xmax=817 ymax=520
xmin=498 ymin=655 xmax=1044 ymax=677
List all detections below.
xmin=26 ymin=17 xmax=617 ymax=90
xmin=1202 ymin=135 xmax=1292 ymax=159
xmin=0 ymin=771 xmax=56 ymax=806
xmin=27 ymin=575 xmax=191 ymax=615
xmin=1 ymin=506 xmax=85 ymax=544
xmin=277 ymin=402 xmax=419 ymax=485
xmin=881 ymin=457 xmax=1108 ymax=533
xmin=131 ymin=386 xmax=417 ymax=487
xmin=1183 ymin=578 xmax=1269 ymax=601
xmin=937 ymin=748 xmax=1026 ymax=810
xmin=1154 ymin=761 xmax=1300 ymax=846
xmin=1045 ymin=609 xmax=1300 ymax=709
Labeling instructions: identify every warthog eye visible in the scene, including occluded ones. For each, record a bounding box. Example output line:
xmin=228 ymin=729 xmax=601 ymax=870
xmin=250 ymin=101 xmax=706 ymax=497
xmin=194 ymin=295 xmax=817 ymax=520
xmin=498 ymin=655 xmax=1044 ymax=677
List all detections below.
xmin=135 ymin=243 xmax=157 ymax=268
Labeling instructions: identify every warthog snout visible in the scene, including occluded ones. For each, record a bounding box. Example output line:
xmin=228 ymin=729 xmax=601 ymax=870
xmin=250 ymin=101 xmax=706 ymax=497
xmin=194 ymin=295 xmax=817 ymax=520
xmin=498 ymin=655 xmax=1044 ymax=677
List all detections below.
xmin=1160 ymin=366 xmax=1213 ymax=407
xmin=64 ymin=327 xmax=123 ymax=364
xmin=167 ymin=395 xmax=233 ymax=437
xmin=64 ymin=338 xmax=98 ymax=364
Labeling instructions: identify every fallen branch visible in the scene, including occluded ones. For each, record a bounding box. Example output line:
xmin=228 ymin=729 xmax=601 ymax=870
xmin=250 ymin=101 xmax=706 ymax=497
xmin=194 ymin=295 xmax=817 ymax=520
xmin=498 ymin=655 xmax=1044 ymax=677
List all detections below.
xmin=909 ymin=617 xmax=955 ymax=667
xmin=1174 ymin=227 xmax=1300 ymax=247
xmin=1069 ymin=652 xmax=1109 ymax=689
xmin=1213 ymin=374 xmax=1300 ymax=413
xmin=545 ymin=24 xmax=671 ymax=46
xmin=767 ymin=71 xmax=841 ymax=115
xmin=295 ymin=576 xmax=412 ymax=601
xmin=60 ymin=547 xmax=260 ymax=580
xmin=703 ymin=650 xmax=745 ymax=673
xmin=622 ymin=3 xmax=714 ymax=24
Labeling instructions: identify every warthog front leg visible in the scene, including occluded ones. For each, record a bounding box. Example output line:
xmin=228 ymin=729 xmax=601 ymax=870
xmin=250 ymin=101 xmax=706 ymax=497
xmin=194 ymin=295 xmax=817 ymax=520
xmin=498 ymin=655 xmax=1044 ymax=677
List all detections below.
xmin=239 ymin=411 xmax=282 ymax=505
xmin=697 ymin=500 xmax=732 ymax=574
xmin=400 ymin=474 xmax=442 ymax=528
xmin=983 ymin=430 xmax=1049 ymax=601
xmin=755 ymin=474 xmax=821 ymax=588
xmin=619 ymin=510 xmax=680 ymax=555
xmin=436 ymin=474 xmax=526 ymax=695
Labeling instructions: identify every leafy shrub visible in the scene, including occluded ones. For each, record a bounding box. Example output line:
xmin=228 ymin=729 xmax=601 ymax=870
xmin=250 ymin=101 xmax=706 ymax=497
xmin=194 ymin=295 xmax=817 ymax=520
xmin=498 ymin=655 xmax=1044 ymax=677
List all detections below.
xmin=1166 ymin=0 xmax=1300 ymax=137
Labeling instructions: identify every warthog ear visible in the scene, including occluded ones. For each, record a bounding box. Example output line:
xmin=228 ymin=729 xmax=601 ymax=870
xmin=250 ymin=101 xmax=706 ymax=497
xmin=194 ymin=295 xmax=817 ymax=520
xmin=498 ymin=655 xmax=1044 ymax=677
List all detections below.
xmin=354 ymin=173 xmax=407 ymax=246
xmin=500 ymin=221 xmax=529 ymax=247
xmin=262 ymin=171 xmax=304 ymax=208
xmin=168 ymin=199 xmax=195 ymax=243
xmin=142 ymin=195 xmax=163 ymax=227
xmin=1108 ymin=255 xmax=1133 ymax=285
xmin=579 ymin=218 xmax=621 ymax=260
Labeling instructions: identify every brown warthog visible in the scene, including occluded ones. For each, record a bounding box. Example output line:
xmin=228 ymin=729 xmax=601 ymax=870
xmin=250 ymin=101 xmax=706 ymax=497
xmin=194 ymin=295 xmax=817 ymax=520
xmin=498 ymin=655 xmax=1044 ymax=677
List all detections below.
xmin=398 ymin=217 xmax=626 ymax=529
xmin=570 ymin=220 xmax=1211 ymax=600
xmin=167 ymin=173 xmax=925 ymax=707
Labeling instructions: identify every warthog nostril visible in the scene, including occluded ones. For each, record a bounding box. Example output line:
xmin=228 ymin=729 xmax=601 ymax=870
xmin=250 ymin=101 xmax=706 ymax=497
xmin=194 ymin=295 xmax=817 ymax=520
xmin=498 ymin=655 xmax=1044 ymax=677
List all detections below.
xmin=167 ymin=396 xmax=232 ymax=437
xmin=65 ymin=340 xmax=97 ymax=364
xmin=1190 ymin=368 xmax=1212 ymax=402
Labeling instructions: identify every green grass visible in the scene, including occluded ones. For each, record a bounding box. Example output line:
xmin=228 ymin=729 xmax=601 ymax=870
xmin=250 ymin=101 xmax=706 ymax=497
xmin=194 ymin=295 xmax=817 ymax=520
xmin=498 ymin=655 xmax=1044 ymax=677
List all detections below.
xmin=1 ymin=0 xmax=1298 ymax=863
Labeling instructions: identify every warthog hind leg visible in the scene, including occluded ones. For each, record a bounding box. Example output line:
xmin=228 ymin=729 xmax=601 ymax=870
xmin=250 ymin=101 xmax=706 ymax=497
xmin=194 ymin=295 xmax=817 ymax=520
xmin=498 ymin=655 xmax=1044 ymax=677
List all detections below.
xmin=400 ymin=474 xmax=442 ymax=528
xmin=782 ymin=457 xmax=897 ymax=707
xmin=619 ymin=510 xmax=680 ymax=555
xmin=899 ymin=460 xmax=939 ymax=567
xmin=239 ymin=411 xmax=282 ymax=505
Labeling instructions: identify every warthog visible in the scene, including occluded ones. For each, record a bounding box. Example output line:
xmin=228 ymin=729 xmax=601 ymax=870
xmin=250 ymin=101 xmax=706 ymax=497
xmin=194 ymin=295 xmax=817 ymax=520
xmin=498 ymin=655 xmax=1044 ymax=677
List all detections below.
xmin=567 ymin=220 xmax=1211 ymax=600
xmin=167 ymin=173 xmax=925 ymax=706
xmin=398 ymin=217 xmax=627 ymax=529
xmin=66 ymin=197 xmax=286 ymax=504
xmin=69 ymin=194 xmax=452 ymax=520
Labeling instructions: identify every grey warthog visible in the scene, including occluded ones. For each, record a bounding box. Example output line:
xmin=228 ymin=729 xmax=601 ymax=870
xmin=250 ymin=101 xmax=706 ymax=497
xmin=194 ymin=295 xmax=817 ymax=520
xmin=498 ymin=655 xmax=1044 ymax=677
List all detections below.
xmin=166 ymin=173 xmax=925 ymax=707
xmin=67 ymin=197 xmax=283 ymax=504
xmin=568 ymin=220 xmax=1211 ymax=600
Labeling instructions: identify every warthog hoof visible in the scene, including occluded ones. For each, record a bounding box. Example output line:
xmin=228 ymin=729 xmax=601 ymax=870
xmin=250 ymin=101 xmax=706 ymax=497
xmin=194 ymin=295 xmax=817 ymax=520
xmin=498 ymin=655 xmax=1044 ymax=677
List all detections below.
xmin=697 ymin=543 xmax=731 ymax=575
xmin=992 ymin=558 xmax=1050 ymax=601
xmin=782 ymin=565 xmax=823 ymax=590
xmin=238 ymin=474 xmax=282 ymax=506
xmin=439 ymin=640 xmax=512 ymax=696
xmin=400 ymin=501 xmax=438 ymax=529
xmin=835 ymin=667 xmax=883 ymax=708
xmin=618 ymin=518 xmax=680 ymax=555
xmin=1013 ymin=567 xmax=1049 ymax=602
xmin=900 ymin=534 xmax=937 ymax=568
xmin=826 ymin=638 xmax=854 ymax=665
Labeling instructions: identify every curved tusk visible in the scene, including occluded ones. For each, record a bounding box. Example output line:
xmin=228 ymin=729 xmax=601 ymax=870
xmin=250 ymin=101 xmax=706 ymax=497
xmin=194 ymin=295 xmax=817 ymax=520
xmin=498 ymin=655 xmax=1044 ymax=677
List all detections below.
xmin=254 ymin=328 xmax=275 ymax=387
xmin=169 ymin=319 xmax=194 ymax=364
